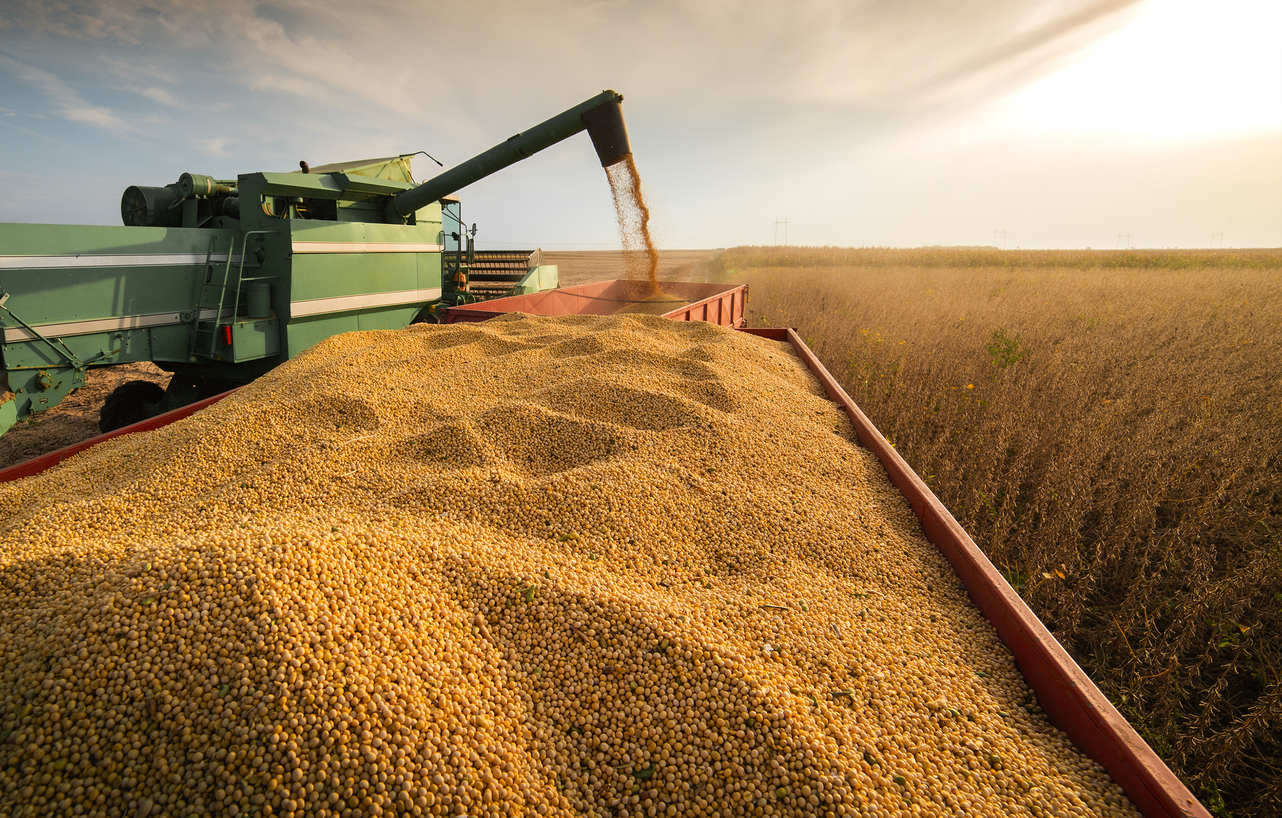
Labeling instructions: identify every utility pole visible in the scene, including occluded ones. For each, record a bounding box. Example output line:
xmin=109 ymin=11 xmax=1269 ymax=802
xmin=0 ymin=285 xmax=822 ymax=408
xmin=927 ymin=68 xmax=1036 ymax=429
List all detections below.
xmin=1116 ymin=233 xmax=1131 ymax=250
xmin=1210 ymin=232 xmax=1224 ymax=248
xmin=774 ymin=218 xmax=789 ymax=246
xmin=993 ymin=229 xmax=1007 ymax=249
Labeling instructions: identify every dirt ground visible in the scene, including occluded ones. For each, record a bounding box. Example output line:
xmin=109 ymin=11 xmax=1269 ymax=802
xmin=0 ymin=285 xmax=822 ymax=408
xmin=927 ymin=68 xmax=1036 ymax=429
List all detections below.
xmin=0 ymin=363 xmax=171 ymax=469
xmin=0 ymin=252 xmax=716 ymax=470
xmin=545 ymin=250 xmax=717 ymax=287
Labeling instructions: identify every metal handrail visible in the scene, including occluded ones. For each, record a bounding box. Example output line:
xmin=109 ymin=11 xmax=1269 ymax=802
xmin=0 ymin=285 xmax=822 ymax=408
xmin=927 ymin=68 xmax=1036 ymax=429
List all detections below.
xmin=188 ymin=235 xmax=221 ymax=358
xmin=0 ymin=289 xmax=85 ymax=369
xmin=224 ymin=231 xmax=273 ymax=328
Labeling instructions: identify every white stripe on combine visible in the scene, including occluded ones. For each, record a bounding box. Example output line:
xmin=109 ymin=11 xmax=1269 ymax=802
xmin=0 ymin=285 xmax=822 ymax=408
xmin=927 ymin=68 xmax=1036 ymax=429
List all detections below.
xmin=291 ymin=242 xmax=443 ymax=254
xmin=0 ymin=243 xmax=439 ymax=268
xmin=289 ymin=288 xmax=442 ymax=318
xmin=0 ymin=253 xmax=242 ymax=270
xmin=2 ymin=306 xmax=237 ymax=343
xmin=4 ymin=311 xmax=180 ymax=343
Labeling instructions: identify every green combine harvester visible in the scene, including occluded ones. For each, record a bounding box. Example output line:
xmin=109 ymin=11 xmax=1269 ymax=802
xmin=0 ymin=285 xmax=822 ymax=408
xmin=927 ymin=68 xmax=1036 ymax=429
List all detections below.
xmin=0 ymin=90 xmax=631 ymax=436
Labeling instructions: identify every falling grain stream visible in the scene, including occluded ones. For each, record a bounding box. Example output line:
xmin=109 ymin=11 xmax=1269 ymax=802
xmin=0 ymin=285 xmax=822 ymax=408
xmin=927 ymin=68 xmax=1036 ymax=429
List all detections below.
xmin=607 ymin=156 xmax=668 ymax=311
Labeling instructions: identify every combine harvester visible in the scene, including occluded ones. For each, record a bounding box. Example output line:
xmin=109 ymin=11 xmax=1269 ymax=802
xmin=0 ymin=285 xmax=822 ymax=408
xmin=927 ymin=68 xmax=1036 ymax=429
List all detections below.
xmin=0 ymin=93 xmax=1206 ymax=818
xmin=0 ymin=91 xmax=634 ymax=435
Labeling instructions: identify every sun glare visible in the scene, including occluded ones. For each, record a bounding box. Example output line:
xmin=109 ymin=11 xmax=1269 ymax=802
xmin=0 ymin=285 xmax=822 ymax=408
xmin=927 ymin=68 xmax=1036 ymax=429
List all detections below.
xmin=1005 ymin=0 xmax=1282 ymax=139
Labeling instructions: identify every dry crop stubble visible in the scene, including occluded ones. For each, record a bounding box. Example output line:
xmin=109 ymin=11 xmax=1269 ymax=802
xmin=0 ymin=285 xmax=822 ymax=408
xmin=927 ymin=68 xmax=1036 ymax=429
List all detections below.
xmin=723 ymin=247 xmax=1282 ymax=818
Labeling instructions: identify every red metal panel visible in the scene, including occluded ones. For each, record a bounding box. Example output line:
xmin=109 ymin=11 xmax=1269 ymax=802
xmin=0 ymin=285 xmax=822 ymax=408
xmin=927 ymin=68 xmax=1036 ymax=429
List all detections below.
xmin=0 ymin=389 xmax=239 ymax=484
xmin=738 ymin=327 xmax=1208 ymax=818
xmin=443 ymin=280 xmax=748 ymax=327
xmin=658 ymin=284 xmax=749 ymax=328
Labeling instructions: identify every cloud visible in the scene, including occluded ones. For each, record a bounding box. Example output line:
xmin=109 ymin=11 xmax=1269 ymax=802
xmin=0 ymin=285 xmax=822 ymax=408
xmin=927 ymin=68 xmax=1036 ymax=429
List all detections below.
xmin=100 ymin=54 xmax=178 ymax=85
xmin=197 ymin=138 xmax=233 ymax=157
xmin=0 ymin=54 xmax=131 ymax=133
xmin=0 ymin=105 xmax=43 ymax=120
xmin=337 ymin=0 xmax=1143 ymax=112
xmin=0 ymin=1 xmax=1146 ymax=123
xmin=15 ymin=0 xmax=1252 ymax=247
xmin=0 ymin=0 xmax=141 ymax=44
xmin=132 ymin=86 xmax=177 ymax=106
xmin=901 ymin=0 xmax=1144 ymax=104
xmin=0 ymin=117 xmax=77 ymax=148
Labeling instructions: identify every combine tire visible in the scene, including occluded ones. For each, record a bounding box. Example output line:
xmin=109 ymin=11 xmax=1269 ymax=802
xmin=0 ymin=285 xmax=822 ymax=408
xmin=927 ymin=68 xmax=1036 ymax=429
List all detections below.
xmin=99 ymin=380 xmax=166 ymax=433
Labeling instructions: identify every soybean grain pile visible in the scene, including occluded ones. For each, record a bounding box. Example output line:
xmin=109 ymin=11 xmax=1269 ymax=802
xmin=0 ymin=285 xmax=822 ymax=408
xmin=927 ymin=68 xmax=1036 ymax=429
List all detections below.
xmin=0 ymin=314 xmax=1138 ymax=818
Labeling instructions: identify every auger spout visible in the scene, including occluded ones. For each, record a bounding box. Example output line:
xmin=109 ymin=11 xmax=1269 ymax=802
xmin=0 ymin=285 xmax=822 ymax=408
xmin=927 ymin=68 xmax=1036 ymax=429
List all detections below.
xmin=386 ymin=90 xmax=630 ymax=223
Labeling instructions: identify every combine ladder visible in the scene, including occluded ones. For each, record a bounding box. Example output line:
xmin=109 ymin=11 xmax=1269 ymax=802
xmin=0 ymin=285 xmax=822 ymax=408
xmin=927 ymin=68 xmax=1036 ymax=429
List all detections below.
xmin=188 ymin=231 xmax=272 ymax=360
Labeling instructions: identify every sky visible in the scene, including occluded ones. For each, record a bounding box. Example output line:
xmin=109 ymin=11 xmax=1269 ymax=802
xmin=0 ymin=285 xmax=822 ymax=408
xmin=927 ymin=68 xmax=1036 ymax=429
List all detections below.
xmin=1 ymin=0 xmax=1279 ymax=250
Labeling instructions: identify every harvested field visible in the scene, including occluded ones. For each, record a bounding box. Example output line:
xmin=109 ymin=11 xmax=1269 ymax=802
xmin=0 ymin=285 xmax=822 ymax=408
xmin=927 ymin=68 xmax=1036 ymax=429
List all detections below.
xmin=0 ymin=314 xmax=1138 ymax=818
xmin=545 ymin=251 xmax=717 ymax=287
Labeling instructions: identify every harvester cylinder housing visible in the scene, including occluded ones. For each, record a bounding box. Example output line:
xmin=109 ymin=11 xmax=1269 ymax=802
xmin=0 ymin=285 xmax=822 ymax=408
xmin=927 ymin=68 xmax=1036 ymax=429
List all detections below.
xmin=178 ymin=173 xmax=235 ymax=199
xmin=120 ymin=185 xmax=183 ymax=227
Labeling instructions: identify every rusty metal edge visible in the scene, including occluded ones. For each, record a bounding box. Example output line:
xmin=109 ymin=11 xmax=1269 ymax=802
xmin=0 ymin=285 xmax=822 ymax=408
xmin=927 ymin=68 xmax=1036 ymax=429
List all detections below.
xmin=443 ymin=280 xmax=748 ymax=326
xmin=737 ymin=326 xmax=1208 ymax=818
xmin=0 ymin=389 xmax=240 ymax=484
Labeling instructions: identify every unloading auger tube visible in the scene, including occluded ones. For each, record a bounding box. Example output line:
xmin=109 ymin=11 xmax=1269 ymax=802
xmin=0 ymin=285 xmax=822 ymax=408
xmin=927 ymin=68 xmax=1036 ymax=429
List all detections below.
xmin=385 ymin=90 xmax=630 ymax=223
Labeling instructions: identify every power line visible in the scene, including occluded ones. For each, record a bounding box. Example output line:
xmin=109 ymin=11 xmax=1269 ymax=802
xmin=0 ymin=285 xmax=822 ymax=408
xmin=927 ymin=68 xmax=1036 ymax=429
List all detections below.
xmin=992 ymin=228 xmax=1007 ymax=250
xmin=773 ymin=218 xmax=789 ymax=246
xmin=1116 ymin=233 xmax=1131 ymax=250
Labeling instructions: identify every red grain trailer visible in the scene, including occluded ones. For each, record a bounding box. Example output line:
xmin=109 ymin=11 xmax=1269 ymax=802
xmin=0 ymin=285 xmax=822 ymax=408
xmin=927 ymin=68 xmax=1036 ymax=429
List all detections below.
xmin=440 ymin=279 xmax=748 ymax=327
xmin=0 ymin=293 xmax=1208 ymax=818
